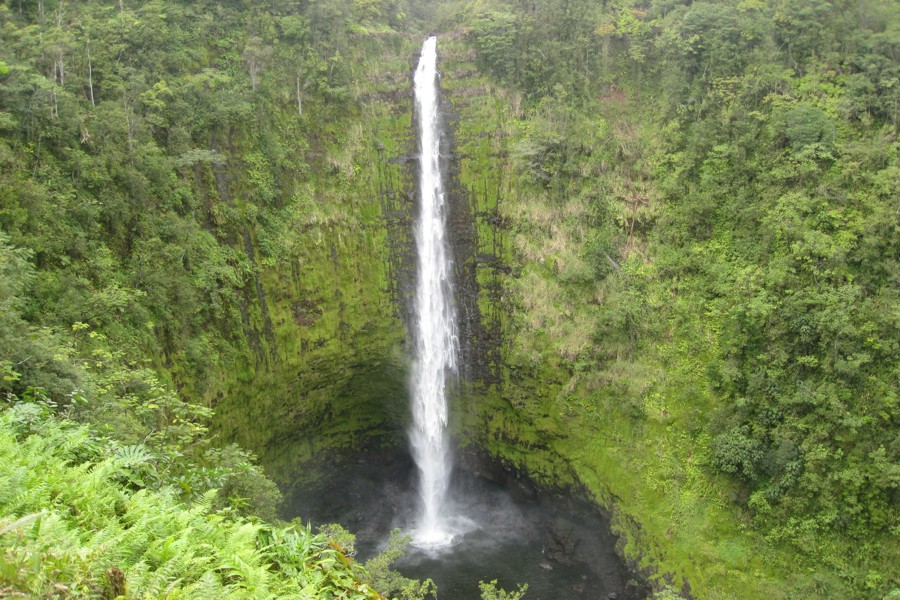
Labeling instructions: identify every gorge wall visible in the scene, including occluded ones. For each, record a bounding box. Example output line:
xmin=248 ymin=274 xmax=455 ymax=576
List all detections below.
xmin=206 ymin=27 xmax=896 ymax=600
xmin=205 ymin=36 xmax=420 ymax=494
xmin=4 ymin=2 xmax=894 ymax=598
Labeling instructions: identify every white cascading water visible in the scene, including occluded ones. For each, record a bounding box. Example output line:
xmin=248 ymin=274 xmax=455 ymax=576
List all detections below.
xmin=410 ymin=35 xmax=457 ymax=547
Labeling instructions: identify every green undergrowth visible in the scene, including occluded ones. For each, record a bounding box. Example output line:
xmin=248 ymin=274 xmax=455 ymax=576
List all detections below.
xmin=0 ymin=402 xmax=389 ymax=599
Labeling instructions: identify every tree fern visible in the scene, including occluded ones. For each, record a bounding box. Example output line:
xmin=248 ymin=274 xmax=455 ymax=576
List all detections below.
xmin=0 ymin=405 xmax=390 ymax=599
xmin=178 ymin=570 xmax=227 ymax=600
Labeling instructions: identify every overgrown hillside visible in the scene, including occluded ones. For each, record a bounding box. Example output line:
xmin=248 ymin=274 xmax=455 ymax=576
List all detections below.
xmin=0 ymin=0 xmax=425 ymax=492
xmin=436 ymin=0 xmax=898 ymax=598
xmin=0 ymin=0 xmax=897 ymax=599
xmin=0 ymin=0 xmax=430 ymax=597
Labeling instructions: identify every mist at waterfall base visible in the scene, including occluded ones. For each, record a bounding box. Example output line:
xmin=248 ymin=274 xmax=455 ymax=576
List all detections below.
xmin=284 ymin=452 xmax=637 ymax=600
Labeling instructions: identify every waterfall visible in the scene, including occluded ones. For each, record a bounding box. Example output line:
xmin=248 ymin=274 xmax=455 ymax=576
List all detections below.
xmin=410 ymin=35 xmax=457 ymax=547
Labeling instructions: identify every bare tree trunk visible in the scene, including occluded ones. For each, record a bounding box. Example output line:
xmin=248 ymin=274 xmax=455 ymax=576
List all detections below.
xmin=33 ymin=138 xmax=42 ymax=178
xmin=601 ymin=38 xmax=609 ymax=79
xmin=604 ymin=252 xmax=621 ymax=272
xmin=54 ymin=2 xmax=65 ymax=86
xmin=296 ymin=76 xmax=302 ymax=115
xmin=56 ymin=52 xmax=64 ymax=85
xmin=87 ymin=43 xmax=95 ymax=107
xmin=124 ymin=98 xmax=134 ymax=152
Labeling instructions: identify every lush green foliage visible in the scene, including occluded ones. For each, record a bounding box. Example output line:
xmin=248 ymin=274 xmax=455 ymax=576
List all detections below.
xmin=0 ymin=230 xmax=281 ymax=520
xmin=0 ymin=0 xmax=395 ymax=388
xmin=1 ymin=0 xmax=896 ymax=598
xmin=0 ymin=401 xmax=387 ymax=599
xmin=0 ymin=1 xmax=429 ymax=597
xmin=0 ymin=234 xmax=422 ymax=597
xmin=0 ymin=0 xmax=425 ymax=495
xmin=478 ymin=580 xmax=528 ymax=600
xmin=440 ymin=0 xmax=898 ymax=597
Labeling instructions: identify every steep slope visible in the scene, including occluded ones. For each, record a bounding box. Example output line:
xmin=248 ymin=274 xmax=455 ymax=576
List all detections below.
xmin=1 ymin=1 xmax=896 ymax=598
xmin=433 ymin=2 xmax=898 ymax=597
xmin=0 ymin=1 xmax=424 ymax=494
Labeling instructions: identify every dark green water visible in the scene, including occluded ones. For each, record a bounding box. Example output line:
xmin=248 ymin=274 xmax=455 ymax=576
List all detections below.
xmin=285 ymin=451 xmax=647 ymax=599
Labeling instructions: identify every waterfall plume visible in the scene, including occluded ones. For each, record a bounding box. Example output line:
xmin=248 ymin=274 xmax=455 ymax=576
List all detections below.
xmin=409 ymin=35 xmax=457 ymax=548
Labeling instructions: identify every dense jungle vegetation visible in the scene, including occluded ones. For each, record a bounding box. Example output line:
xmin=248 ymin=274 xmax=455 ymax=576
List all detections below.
xmin=0 ymin=0 xmax=434 ymax=597
xmin=0 ymin=0 xmax=897 ymax=598
xmin=443 ymin=0 xmax=898 ymax=596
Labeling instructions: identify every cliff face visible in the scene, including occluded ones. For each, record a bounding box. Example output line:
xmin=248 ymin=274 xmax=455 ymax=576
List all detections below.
xmin=211 ymin=34 xmax=573 ymax=499
xmin=204 ymin=38 xmax=421 ymax=495
xmin=439 ymin=39 xmax=583 ymax=489
xmin=196 ymin=31 xmax=582 ymax=522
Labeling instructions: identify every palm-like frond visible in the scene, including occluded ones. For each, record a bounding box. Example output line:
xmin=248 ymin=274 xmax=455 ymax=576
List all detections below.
xmin=0 ymin=405 xmax=381 ymax=599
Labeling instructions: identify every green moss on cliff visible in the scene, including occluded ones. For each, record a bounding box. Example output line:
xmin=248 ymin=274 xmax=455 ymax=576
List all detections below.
xmin=438 ymin=27 xmax=898 ymax=600
xmin=203 ymin=35 xmax=422 ymax=493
